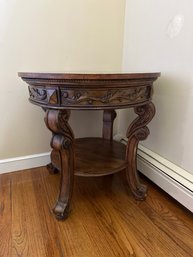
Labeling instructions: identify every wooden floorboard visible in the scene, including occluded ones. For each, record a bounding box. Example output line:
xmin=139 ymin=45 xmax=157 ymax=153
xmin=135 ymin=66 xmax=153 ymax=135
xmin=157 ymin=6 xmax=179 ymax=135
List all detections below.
xmin=0 ymin=173 xmax=12 ymax=257
xmin=0 ymin=167 xmax=193 ymax=257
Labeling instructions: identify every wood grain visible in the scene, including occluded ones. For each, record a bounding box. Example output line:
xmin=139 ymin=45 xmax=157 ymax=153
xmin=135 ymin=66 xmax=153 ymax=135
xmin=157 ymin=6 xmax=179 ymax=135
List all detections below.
xmin=51 ymin=138 xmax=127 ymax=176
xmin=1 ymin=168 xmax=193 ymax=257
xmin=136 ymin=181 xmax=193 ymax=256
xmin=75 ymin=138 xmax=127 ymax=176
xmin=0 ymin=173 xmax=12 ymax=257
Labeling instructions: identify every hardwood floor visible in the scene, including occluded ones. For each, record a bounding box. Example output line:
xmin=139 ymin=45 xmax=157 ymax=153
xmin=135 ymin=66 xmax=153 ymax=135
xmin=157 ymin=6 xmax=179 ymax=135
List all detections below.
xmin=1 ymin=167 xmax=193 ymax=257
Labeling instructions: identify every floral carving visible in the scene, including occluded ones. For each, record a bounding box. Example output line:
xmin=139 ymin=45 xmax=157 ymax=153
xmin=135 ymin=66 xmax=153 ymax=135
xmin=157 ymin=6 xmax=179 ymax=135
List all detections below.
xmin=61 ymin=86 xmax=150 ymax=106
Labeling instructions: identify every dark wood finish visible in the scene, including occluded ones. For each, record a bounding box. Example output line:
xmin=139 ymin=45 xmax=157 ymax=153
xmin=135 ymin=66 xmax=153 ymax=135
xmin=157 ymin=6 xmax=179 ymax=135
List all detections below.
xmin=1 ymin=168 xmax=193 ymax=257
xmin=103 ymin=110 xmax=117 ymax=140
xmin=126 ymin=102 xmax=156 ymax=200
xmin=44 ymin=109 xmax=74 ymax=220
xmin=46 ymin=162 xmax=59 ymax=174
xmin=75 ymin=138 xmax=126 ymax=176
xmin=18 ymin=72 xmax=160 ymax=220
xmin=51 ymin=138 xmax=127 ymax=176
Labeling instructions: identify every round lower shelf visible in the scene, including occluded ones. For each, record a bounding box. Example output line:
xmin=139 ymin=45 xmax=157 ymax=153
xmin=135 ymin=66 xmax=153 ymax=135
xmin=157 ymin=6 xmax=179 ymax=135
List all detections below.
xmin=51 ymin=137 xmax=127 ymax=177
xmin=75 ymin=137 xmax=127 ymax=176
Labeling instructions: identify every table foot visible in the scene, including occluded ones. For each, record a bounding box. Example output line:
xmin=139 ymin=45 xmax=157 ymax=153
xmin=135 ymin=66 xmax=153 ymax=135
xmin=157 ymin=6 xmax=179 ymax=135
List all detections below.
xmin=53 ymin=201 xmax=70 ymax=220
xmin=126 ymin=175 xmax=148 ymax=200
xmin=47 ymin=162 xmax=60 ymax=174
xmin=45 ymin=109 xmax=74 ymax=220
xmin=126 ymin=102 xmax=155 ymax=200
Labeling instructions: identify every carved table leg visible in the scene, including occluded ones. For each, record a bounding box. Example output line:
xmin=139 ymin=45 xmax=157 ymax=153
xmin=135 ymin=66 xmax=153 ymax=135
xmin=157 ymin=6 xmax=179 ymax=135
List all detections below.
xmin=103 ymin=110 xmax=117 ymax=140
xmin=44 ymin=109 xmax=74 ymax=220
xmin=42 ymin=108 xmax=60 ymax=175
xmin=126 ymin=102 xmax=155 ymax=200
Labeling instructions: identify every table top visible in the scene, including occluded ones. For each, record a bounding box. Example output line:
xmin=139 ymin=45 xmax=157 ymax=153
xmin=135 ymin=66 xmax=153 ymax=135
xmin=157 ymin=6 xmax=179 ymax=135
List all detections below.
xmin=18 ymin=72 xmax=160 ymax=110
xmin=18 ymin=72 xmax=160 ymax=80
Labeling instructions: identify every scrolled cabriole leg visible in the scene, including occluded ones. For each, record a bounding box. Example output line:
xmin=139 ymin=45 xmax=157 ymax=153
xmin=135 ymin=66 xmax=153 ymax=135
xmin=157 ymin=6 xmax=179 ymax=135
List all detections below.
xmin=44 ymin=109 xmax=74 ymax=220
xmin=42 ymin=107 xmax=60 ymax=174
xmin=126 ymin=102 xmax=155 ymax=200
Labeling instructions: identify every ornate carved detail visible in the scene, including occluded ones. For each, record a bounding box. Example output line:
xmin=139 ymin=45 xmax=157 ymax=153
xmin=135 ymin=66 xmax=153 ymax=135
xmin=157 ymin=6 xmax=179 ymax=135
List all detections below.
xmin=45 ymin=109 xmax=74 ymax=220
xmin=27 ymin=83 xmax=153 ymax=108
xmin=28 ymin=86 xmax=58 ymax=105
xmin=29 ymin=86 xmax=47 ymax=101
xmin=61 ymin=86 xmax=151 ymax=106
xmin=126 ymin=103 xmax=155 ymax=140
xmin=125 ymin=102 xmax=155 ymax=200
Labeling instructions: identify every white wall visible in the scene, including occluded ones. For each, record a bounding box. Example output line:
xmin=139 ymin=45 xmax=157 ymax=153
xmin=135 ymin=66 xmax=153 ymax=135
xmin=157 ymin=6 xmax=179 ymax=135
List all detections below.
xmin=121 ymin=0 xmax=193 ymax=174
xmin=0 ymin=0 xmax=125 ymax=159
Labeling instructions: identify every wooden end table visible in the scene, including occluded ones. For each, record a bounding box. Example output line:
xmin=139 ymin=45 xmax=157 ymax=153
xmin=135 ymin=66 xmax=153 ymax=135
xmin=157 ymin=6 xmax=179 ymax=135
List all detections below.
xmin=18 ymin=72 xmax=160 ymax=220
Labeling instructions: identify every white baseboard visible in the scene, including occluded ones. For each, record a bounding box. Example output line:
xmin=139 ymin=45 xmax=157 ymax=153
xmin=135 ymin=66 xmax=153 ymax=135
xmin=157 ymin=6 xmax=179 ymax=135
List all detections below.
xmin=0 ymin=152 xmax=50 ymax=174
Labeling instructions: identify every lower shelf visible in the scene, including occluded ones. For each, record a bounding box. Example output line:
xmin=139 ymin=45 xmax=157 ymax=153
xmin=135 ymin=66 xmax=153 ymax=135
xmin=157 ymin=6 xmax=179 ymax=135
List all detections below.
xmin=51 ymin=137 xmax=127 ymax=177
